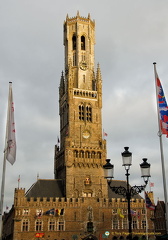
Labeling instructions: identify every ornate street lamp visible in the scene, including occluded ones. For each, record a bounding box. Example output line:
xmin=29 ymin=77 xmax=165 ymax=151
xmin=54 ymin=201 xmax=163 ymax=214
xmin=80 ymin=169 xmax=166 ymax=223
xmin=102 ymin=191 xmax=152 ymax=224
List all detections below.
xmin=103 ymin=147 xmax=151 ymax=240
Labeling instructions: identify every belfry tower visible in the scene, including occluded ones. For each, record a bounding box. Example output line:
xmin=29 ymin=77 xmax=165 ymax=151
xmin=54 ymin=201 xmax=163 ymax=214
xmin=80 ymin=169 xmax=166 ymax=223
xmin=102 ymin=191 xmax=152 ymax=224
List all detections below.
xmin=54 ymin=12 xmax=107 ymax=198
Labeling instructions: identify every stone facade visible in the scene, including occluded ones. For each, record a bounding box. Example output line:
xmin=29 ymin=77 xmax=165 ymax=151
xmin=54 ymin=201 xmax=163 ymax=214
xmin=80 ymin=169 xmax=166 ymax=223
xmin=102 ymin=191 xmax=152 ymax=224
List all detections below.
xmin=2 ymin=13 xmax=156 ymax=240
xmin=3 ymin=188 xmax=155 ymax=240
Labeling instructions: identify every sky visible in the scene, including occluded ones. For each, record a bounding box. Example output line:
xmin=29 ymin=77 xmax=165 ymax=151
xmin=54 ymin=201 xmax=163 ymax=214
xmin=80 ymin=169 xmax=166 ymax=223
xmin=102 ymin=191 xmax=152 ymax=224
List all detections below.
xmin=0 ymin=0 xmax=168 ymax=210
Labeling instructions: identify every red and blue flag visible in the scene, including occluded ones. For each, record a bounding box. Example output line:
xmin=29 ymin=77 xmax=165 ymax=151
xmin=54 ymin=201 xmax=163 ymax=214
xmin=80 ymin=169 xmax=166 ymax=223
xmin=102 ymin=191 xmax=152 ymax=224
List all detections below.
xmin=157 ymin=77 xmax=168 ymax=137
xmin=145 ymin=192 xmax=155 ymax=210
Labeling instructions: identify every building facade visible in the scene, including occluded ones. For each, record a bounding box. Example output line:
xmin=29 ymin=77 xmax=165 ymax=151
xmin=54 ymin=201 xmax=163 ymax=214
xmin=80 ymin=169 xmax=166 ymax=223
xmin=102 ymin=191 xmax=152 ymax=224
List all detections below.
xmin=154 ymin=200 xmax=166 ymax=235
xmin=2 ymin=13 xmax=155 ymax=240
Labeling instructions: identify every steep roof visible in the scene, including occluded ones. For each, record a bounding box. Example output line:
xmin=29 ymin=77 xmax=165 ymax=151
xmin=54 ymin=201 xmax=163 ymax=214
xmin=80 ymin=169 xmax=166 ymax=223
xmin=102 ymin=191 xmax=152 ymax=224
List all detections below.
xmin=25 ymin=179 xmax=64 ymax=198
xmin=25 ymin=179 xmax=142 ymax=200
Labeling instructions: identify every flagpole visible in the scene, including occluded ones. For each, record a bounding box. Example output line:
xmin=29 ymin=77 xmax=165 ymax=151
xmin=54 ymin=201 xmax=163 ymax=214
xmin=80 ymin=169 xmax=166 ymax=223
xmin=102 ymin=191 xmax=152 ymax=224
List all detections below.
xmin=0 ymin=82 xmax=12 ymax=240
xmin=153 ymin=62 xmax=168 ymax=234
xmin=0 ymin=82 xmax=16 ymax=240
xmin=0 ymin=154 xmax=7 ymax=240
xmin=144 ymin=192 xmax=149 ymax=240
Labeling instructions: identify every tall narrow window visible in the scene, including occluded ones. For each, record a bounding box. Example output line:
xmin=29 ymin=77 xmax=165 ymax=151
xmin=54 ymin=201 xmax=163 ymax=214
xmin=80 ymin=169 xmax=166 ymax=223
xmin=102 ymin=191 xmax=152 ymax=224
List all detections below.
xmin=79 ymin=103 xmax=92 ymax=122
xmin=97 ymin=152 xmax=101 ymax=159
xmin=141 ymin=220 xmax=146 ymax=229
xmin=123 ymin=218 xmax=127 ymax=229
xmin=72 ymin=35 xmax=76 ymax=50
xmin=49 ymin=220 xmax=56 ymax=231
xmin=91 ymin=151 xmax=95 ymax=158
xmin=112 ymin=217 xmax=119 ymax=229
xmin=58 ymin=221 xmax=65 ymax=231
xmin=81 ymin=36 xmax=85 ymax=50
xmin=35 ymin=219 xmax=43 ymax=231
xmin=22 ymin=219 xmax=29 ymax=232
xmin=86 ymin=105 xmax=92 ymax=122
xmin=132 ymin=218 xmax=138 ymax=229
xmin=79 ymin=104 xmax=84 ymax=121
xmin=74 ymin=150 xmax=78 ymax=157
xmin=73 ymin=52 xmax=76 ymax=66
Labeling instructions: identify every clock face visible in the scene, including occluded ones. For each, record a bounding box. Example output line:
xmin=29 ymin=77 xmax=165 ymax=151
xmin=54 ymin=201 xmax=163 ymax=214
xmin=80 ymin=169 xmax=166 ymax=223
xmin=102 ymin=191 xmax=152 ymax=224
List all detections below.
xmin=80 ymin=61 xmax=88 ymax=71
xmin=82 ymin=130 xmax=90 ymax=139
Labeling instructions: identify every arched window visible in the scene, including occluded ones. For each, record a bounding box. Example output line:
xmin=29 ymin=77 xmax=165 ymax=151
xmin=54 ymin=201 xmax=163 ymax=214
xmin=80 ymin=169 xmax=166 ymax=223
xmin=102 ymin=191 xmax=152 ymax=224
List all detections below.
xmin=97 ymin=152 xmax=101 ymax=159
xmin=79 ymin=150 xmax=84 ymax=158
xmin=72 ymin=35 xmax=76 ymax=50
xmin=91 ymin=151 xmax=95 ymax=158
xmin=74 ymin=150 xmax=78 ymax=158
xmin=85 ymin=151 xmax=90 ymax=158
xmin=81 ymin=151 xmax=84 ymax=158
xmin=81 ymin=36 xmax=85 ymax=50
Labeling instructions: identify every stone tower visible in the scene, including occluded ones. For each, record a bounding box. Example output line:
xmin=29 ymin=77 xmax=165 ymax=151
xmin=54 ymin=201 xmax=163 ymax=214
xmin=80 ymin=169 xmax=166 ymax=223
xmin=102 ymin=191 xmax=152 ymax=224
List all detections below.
xmin=54 ymin=12 xmax=107 ymax=198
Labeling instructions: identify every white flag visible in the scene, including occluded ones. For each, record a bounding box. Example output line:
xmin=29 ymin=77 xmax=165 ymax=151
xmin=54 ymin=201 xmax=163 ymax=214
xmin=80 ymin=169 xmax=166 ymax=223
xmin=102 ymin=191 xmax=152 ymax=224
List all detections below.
xmin=5 ymin=82 xmax=16 ymax=165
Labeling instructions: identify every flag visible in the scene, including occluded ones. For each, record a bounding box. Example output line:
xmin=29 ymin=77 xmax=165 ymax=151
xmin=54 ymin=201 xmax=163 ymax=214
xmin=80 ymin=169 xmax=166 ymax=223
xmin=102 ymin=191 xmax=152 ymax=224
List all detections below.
xmin=44 ymin=208 xmax=55 ymax=215
xmin=155 ymin=68 xmax=168 ymax=137
xmin=137 ymin=211 xmax=140 ymax=219
xmin=145 ymin=192 xmax=155 ymax=210
xmin=60 ymin=208 xmax=64 ymax=215
xmin=5 ymin=82 xmax=16 ymax=165
xmin=55 ymin=209 xmax=59 ymax=216
xmin=150 ymin=182 xmax=154 ymax=188
xmin=130 ymin=209 xmax=136 ymax=216
xmin=36 ymin=210 xmax=42 ymax=218
xmin=103 ymin=129 xmax=108 ymax=137
xmin=117 ymin=208 xmax=124 ymax=218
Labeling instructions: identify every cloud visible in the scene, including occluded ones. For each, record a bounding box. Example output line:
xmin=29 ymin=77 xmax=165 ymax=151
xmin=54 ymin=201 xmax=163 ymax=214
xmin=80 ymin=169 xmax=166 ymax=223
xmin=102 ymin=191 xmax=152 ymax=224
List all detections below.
xmin=0 ymin=0 xmax=168 ymax=210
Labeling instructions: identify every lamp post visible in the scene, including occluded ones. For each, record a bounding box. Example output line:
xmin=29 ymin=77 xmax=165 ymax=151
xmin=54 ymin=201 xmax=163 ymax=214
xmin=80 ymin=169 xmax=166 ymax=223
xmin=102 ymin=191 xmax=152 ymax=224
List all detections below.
xmin=103 ymin=147 xmax=151 ymax=240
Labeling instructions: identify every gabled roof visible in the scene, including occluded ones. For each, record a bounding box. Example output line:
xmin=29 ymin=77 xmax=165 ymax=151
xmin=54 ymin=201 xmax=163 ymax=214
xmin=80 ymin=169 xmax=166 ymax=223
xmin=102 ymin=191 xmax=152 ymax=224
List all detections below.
xmin=156 ymin=200 xmax=165 ymax=212
xmin=108 ymin=180 xmax=143 ymax=199
xmin=25 ymin=179 xmax=64 ymax=198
